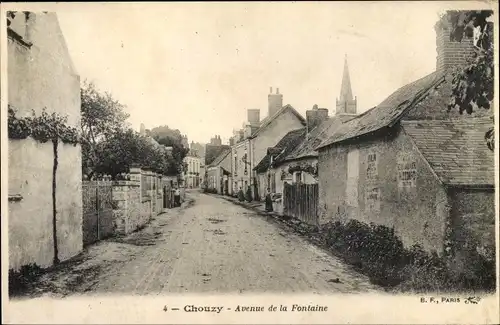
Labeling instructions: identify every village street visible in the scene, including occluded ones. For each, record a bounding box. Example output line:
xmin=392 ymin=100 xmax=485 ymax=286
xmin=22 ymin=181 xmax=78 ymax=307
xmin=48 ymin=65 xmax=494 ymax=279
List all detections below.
xmin=20 ymin=190 xmax=379 ymax=298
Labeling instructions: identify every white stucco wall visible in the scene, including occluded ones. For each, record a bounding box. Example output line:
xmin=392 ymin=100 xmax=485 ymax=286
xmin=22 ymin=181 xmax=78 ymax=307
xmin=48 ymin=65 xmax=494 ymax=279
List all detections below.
xmin=8 ymin=12 xmax=82 ymax=270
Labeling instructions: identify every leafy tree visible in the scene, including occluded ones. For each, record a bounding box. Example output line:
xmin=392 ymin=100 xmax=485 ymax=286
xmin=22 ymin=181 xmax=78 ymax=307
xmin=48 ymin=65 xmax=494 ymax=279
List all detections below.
xmin=447 ymin=10 xmax=494 ymax=151
xmin=92 ymin=128 xmax=145 ymax=178
xmin=80 ymin=80 xmax=130 ymax=178
xmin=91 ymin=129 xmax=180 ymax=179
xmin=155 ymin=135 xmax=189 ymax=175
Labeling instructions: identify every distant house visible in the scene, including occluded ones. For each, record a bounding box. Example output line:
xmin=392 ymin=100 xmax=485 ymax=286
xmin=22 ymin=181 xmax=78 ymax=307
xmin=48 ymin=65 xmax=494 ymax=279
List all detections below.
xmin=315 ymin=12 xmax=494 ymax=263
xmin=183 ymin=151 xmax=201 ymax=189
xmin=206 ymin=149 xmax=232 ymax=194
xmin=254 ymin=57 xmax=358 ymax=221
xmin=254 ymin=128 xmax=306 ymax=195
xmin=7 ymin=12 xmax=83 ymax=270
xmin=230 ymin=88 xmax=306 ymax=199
xmin=254 ymin=102 xmax=358 ymax=197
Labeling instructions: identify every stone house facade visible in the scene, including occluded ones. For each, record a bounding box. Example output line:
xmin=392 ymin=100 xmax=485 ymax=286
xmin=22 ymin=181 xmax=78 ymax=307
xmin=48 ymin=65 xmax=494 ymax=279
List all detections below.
xmin=230 ymin=101 xmax=306 ymax=199
xmin=315 ymin=12 xmax=494 ymax=263
xmin=7 ymin=12 xmax=83 ymax=270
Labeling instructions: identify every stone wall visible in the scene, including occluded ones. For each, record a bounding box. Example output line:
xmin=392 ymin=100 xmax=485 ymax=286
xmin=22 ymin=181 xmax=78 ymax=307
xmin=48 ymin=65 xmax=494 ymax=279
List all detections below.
xmin=112 ymin=167 xmax=166 ymax=236
xmin=318 ymin=127 xmax=450 ymax=254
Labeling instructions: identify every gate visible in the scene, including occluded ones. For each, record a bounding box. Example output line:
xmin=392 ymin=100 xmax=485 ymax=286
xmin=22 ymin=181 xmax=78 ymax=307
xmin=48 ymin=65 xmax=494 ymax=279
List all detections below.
xmin=82 ymin=181 xmax=114 ymax=246
xmin=283 ymin=183 xmax=319 ymax=225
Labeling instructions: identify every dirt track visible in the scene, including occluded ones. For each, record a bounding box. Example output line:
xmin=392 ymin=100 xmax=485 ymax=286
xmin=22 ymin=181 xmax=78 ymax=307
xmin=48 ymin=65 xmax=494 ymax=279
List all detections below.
xmin=17 ymin=191 xmax=379 ymax=298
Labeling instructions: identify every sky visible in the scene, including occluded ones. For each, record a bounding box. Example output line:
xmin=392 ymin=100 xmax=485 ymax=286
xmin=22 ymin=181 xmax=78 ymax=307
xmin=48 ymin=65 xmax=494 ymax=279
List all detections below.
xmin=56 ymin=2 xmax=455 ymax=145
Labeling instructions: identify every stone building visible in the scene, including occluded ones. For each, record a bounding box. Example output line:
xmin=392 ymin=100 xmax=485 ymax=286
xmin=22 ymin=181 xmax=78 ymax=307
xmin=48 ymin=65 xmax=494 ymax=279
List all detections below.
xmin=183 ymin=151 xmax=201 ymax=188
xmin=316 ymin=12 xmax=494 ymax=267
xmin=254 ymin=104 xmax=357 ymax=198
xmin=254 ymin=56 xmax=359 ymax=198
xmin=229 ymin=88 xmax=306 ymax=199
xmin=7 ymin=12 xmax=83 ymax=270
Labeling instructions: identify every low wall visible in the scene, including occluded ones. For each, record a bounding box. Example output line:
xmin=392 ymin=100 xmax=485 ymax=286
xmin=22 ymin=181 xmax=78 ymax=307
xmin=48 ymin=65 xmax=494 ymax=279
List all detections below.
xmin=112 ymin=167 xmax=166 ymax=236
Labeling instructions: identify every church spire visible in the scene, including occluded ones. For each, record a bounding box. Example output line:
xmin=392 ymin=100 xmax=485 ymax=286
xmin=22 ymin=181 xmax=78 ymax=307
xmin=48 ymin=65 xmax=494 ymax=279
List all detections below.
xmin=336 ymin=54 xmax=357 ymax=115
xmin=339 ymin=54 xmax=353 ymax=102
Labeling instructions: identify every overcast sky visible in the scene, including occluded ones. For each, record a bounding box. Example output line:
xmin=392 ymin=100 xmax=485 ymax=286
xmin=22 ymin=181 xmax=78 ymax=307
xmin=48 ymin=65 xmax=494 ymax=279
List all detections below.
xmin=55 ymin=2 xmax=465 ymax=144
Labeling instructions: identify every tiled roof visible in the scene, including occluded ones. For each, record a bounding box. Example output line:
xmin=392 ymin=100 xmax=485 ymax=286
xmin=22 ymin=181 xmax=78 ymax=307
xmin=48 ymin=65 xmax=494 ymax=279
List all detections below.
xmin=254 ymin=128 xmax=306 ymax=173
xmin=317 ymin=71 xmax=446 ymax=149
xmin=209 ymin=148 xmax=231 ymax=168
xmin=250 ymin=104 xmax=306 ymax=138
xmin=402 ymin=118 xmax=494 ymax=187
xmin=283 ymin=114 xmax=356 ymax=161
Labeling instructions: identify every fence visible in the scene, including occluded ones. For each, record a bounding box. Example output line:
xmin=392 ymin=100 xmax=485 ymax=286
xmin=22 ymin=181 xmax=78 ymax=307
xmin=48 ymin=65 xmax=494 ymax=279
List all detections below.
xmin=82 ymin=168 xmax=185 ymax=244
xmin=283 ymin=182 xmax=319 ymax=226
xmin=82 ymin=180 xmax=115 ymax=246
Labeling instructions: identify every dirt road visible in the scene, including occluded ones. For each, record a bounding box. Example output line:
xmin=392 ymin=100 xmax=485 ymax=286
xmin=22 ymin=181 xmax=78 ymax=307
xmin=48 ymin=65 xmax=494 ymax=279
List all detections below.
xmin=21 ymin=191 xmax=379 ymax=297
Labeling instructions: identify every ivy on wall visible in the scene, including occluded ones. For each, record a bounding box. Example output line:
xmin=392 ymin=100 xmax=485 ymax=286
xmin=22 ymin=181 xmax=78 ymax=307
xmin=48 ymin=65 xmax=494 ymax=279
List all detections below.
xmin=8 ymin=105 xmax=80 ymax=266
xmin=8 ymin=105 xmax=80 ymax=145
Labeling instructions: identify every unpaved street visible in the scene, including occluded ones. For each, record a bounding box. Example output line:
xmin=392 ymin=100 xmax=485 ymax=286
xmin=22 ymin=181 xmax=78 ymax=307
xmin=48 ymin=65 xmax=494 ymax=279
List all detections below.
xmin=25 ymin=191 xmax=379 ymax=297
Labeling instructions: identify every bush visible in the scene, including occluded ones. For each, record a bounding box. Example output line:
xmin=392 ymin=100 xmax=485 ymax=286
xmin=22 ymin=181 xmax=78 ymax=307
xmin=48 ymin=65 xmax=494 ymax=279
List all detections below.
xmin=320 ymin=219 xmax=496 ymax=292
xmin=9 ymin=263 xmax=44 ymax=296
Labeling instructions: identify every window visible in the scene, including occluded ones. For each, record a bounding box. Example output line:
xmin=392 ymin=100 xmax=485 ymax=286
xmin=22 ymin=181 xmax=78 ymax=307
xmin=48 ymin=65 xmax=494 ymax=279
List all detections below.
xmin=365 ymin=187 xmax=380 ymax=212
xmin=243 ymin=153 xmax=248 ymax=175
xmin=397 ymin=153 xmax=417 ymax=188
xmin=366 ymin=152 xmax=378 ymax=180
xmin=234 ymin=156 xmax=238 ymax=175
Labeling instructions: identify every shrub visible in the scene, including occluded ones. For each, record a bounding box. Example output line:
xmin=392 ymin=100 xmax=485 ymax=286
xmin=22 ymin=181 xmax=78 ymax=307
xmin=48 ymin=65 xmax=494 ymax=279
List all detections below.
xmin=9 ymin=263 xmax=44 ymax=296
xmin=320 ymin=219 xmax=496 ymax=292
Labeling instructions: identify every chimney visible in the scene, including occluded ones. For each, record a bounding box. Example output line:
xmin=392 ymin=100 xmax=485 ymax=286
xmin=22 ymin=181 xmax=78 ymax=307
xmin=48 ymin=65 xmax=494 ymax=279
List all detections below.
xmin=247 ymin=109 xmax=260 ymax=126
xmin=435 ymin=11 xmax=475 ymax=73
xmin=244 ymin=124 xmax=253 ymax=138
xmin=270 ymin=86 xmax=272 ymax=93
xmin=268 ymin=86 xmax=283 ymax=117
xmin=306 ymin=105 xmax=328 ymax=133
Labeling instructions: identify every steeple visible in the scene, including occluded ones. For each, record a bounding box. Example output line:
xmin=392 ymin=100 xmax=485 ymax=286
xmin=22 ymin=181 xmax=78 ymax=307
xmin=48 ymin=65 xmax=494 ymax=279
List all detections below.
xmin=339 ymin=55 xmax=353 ymax=102
xmin=336 ymin=54 xmax=357 ymax=115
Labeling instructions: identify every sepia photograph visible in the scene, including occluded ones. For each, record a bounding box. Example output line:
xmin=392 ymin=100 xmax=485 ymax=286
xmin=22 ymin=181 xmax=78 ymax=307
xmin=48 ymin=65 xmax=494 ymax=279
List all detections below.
xmin=1 ymin=1 xmax=498 ymax=324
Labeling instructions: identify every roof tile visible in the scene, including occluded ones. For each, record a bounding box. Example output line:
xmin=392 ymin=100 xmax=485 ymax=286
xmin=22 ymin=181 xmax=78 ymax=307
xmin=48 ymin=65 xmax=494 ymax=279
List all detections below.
xmin=403 ymin=118 xmax=494 ymax=186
